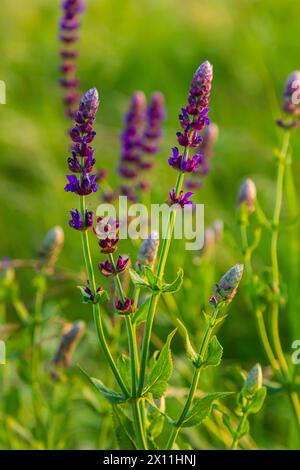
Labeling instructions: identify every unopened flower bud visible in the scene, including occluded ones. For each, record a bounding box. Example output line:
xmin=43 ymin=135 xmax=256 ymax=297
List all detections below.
xmin=242 ymin=363 xmax=263 ymax=396
xmin=237 ymin=178 xmax=256 ymax=215
xmin=79 ymin=87 xmax=99 ymax=119
xmin=52 ymin=321 xmax=86 ymax=378
xmin=282 ymin=71 xmax=300 ymax=116
xmin=38 ymin=226 xmax=64 ymax=272
xmin=136 ymin=231 xmax=159 ymax=271
xmin=211 ymin=264 xmax=244 ymax=304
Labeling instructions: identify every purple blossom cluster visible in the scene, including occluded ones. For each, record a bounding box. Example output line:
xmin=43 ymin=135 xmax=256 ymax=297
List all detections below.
xmin=117 ymin=91 xmax=165 ymax=203
xmin=59 ymin=0 xmax=85 ymax=118
xmin=168 ymin=61 xmax=213 ymax=206
xmin=94 ymin=217 xmax=133 ymax=314
xmin=64 ymin=87 xmax=99 ymax=230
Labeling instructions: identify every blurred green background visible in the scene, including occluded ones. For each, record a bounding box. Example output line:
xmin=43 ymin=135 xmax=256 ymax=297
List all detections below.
xmin=1 ymin=0 xmax=300 ymax=449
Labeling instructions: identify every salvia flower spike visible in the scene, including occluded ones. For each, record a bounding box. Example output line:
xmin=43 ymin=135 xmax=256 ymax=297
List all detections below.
xmin=65 ymin=87 xmax=99 ymax=230
xmin=212 ymin=263 xmax=244 ymax=305
xmin=237 ymin=178 xmax=257 ymax=215
xmin=59 ymin=0 xmax=86 ymax=118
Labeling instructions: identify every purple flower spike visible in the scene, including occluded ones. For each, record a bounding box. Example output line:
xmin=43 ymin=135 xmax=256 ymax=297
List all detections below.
xmin=168 ymin=147 xmax=204 ymax=173
xmin=59 ymin=0 xmax=86 ymax=118
xmin=169 ymin=189 xmax=193 ymax=208
xmin=69 ymin=208 xmax=93 ymax=230
xmin=118 ymin=90 xmax=165 ymax=201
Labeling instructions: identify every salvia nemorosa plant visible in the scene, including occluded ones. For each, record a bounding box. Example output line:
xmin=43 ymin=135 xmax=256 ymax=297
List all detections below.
xmin=60 ymin=61 xmax=263 ymax=450
xmin=59 ymin=0 xmax=85 ymax=119
xmin=235 ymin=72 xmax=300 ymax=431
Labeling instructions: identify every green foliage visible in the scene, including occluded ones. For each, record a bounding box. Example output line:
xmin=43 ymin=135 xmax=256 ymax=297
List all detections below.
xmin=143 ymin=329 xmax=177 ymax=398
xmin=181 ymin=393 xmax=232 ymax=428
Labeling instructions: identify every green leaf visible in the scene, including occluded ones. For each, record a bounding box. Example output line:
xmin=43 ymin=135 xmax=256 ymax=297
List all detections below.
xmin=129 ymin=268 xmax=150 ymax=288
xmin=161 ymin=268 xmax=184 ymax=293
xmin=143 ymin=266 xmax=157 ymax=288
xmin=113 ymin=405 xmax=137 ymax=450
xmin=182 ymin=392 xmax=232 ymax=428
xmin=78 ymin=367 xmax=126 ymax=404
xmin=132 ymin=298 xmax=151 ymax=325
xmin=202 ymin=336 xmax=223 ymax=368
xmin=144 ymin=329 xmax=177 ymax=398
xmin=176 ymin=319 xmax=198 ymax=363
xmin=117 ymin=354 xmax=131 ymax=391
xmin=221 ymin=411 xmax=235 ymax=437
xmin=247 ymin=387 xmax=267 ymax=414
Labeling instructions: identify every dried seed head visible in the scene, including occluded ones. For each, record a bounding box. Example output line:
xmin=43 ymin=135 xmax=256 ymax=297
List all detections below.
xmin=212 ymin=263 xmax=244 ymax=304
xmin=243 ymin=363 xmax=263 ymax=396
xmin=282 ymin=71 xmax=300 ymax=116
xmin=136 ymin=231 xmax=159 ymax=271
xmin=38 ymin=226 xmax=64 ymax=272
xmin=237 ymin=178 xmax=257 ymax=214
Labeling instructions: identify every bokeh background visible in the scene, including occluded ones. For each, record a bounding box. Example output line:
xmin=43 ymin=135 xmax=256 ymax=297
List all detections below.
xmin=1 ymin=0 xmax=300 ymax=449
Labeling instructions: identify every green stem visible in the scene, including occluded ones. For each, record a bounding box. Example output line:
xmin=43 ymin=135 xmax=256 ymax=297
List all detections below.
xmin=270 ymin=131 xmax=290 ymax=376
xmin=239 ymin=222 xmax=280 ymax=375
xmin=109 ymin=254 xmax=147 ymax=448
xmin=230 ymin=410 xmax=248 ymax=450
xmin=138 ymin=171 xmax=185 ymax=395
xmin=131 ymin=398 xmax=147 ymax=450
xmin=79 ymin=197 xmax=129 ymax=398
xmin=166 ymin=306 xmax=219 ymax=449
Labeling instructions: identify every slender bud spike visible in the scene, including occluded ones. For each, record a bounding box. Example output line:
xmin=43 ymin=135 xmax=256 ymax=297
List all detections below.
xmin=212 ymin=264 xmax=244 ymax=304
xmin=237 ymin=178 xmax=257 ymax=214
xmin=282 ymin=71 xmax=300 ymax=116
xmin=136 ymin=231 xmax=159 ymax=271
xmin=243 ymin=363 xmax=263 ymax=396
xmin=38 ymin=226 xmax=64 ymax=272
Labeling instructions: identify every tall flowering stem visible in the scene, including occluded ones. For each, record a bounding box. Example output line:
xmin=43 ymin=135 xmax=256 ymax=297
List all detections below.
xmin=137 ymin=61 xmax=213 ymax=396
xmin=59 ymin=0 xmax=85 ymax=118
xmin=64 ymin=88 xmax=129 ymax=398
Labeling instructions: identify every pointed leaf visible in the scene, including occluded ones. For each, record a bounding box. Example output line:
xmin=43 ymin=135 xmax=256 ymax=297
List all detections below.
xmin=129 ymin=268 xmax=150 ymax=288
xmin=78 ymin=367 xmax=126 ymax=404
xmin=203 ymin=336 xmax=223 ymax=368
xmin=117 ymin=354 xmax=131 ymax=391
xmin=132 ymin=298 xmax=151 ymax=325
xmin=144 ymin=329 xmax=177 ymax=398
xmin=247 ymin=387 xmax=267 ymax=414
xmin=161 ymin=268 xmax=184 ymax=293
xmin=113 ymin=405 xmax=137 ymax=450
xmin=176 ymin=319 xmax=198 ymax=363
xmin=182 ymin=392 xmax=232 ymax=428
